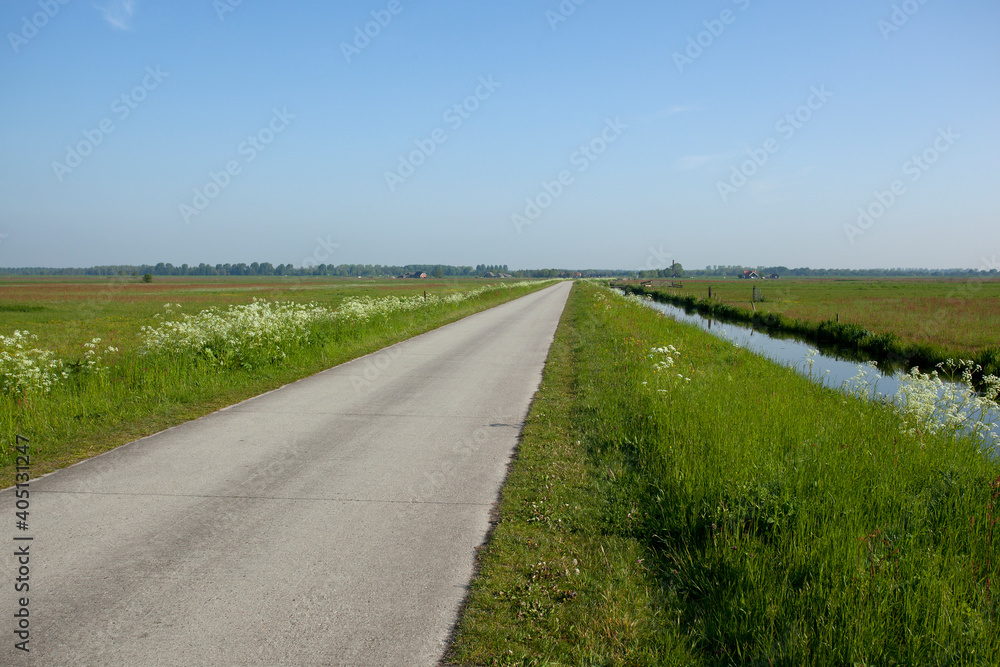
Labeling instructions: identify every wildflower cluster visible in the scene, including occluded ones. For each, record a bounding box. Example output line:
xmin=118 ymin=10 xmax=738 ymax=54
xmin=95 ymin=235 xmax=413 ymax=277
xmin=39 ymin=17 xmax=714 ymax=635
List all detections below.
xmin=624 ymin=292 xmax=653 ymax=306
xmin=844 ymin=358 xmax=999 ymax=445
xmin=648 ymin=344 xmax=691 ymax=387
xmin=335 ymin=281 xmax=541 ymax=322
xmin=895 ymin=360 xmax=999 ymax=443
xmin=66 ymin=338 xmax=119 ymax=377
xmin=0 ymin=330 xmax=66 ymax=395
xmin=648 ymin=345 xmax=680 ymax=371
xmin=141 ymin=282 xmax=545 ymax=368
xmin=843 ymin=360 xmax=882 ymax=400
xmin=802 ymin=348 xmax=831 ymax=384
xmin=141 ymin=299 xmax=335 ymax=367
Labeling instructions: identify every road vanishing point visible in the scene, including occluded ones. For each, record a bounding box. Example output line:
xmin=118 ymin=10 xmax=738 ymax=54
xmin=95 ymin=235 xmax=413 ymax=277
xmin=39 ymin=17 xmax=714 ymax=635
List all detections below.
xmin=2 ymin=281 xmax=572 ymax=666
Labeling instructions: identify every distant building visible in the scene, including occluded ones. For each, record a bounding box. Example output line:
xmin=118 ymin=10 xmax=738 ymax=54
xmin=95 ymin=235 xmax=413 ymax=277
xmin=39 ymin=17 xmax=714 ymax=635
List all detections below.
xmin=767 ymin=273 xmax=780 ymax=280
xmin=408 ymin=271 xmax=427 ymax=279
xmin=741 ymin=270 xmax=760 ymax=280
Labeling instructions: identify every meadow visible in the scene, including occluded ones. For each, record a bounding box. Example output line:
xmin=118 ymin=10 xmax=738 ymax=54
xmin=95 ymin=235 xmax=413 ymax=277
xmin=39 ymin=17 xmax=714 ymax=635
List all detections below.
xmin=448 ymin=282 xmax=999 ymax=665
xmin=0 ymin=275 xmax=552 ymax=479
xmin=624 ymin=278 xmax=1000 ymax=381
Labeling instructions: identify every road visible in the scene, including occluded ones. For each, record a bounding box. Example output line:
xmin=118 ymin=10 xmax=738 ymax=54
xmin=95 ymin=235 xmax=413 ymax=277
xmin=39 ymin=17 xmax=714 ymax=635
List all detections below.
xmin=2 ymin=281 xmax=572 ymax=666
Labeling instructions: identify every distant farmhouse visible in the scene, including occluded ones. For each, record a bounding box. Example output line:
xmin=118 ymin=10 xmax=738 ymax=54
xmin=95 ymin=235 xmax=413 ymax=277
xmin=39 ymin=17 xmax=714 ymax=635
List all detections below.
xmin=740 ymin=270 xmax=780 ymax=280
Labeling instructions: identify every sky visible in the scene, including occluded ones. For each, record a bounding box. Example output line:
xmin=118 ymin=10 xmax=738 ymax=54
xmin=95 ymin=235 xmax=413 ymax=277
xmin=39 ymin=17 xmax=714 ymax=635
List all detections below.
xmin=1 ymin=0 xmax=998 ymax=271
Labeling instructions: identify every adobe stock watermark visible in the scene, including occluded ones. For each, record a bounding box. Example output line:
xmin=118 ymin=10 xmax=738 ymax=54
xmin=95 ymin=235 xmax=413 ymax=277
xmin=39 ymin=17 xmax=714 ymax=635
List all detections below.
xmin=213 ymin=0 xmax=245 ymax=21
xmin=673 ymin=0 xmax=751 ymax=73
xmin=717 ymin=85 xmax=833 ymax=202
xmin=349 ymin=345 xmax=404 ymax=395
xmin=915 ymin=253 xmax=999 ymax=347
xmin=51 ymin=66 xmax=169 ymax=183
xmin=301 ymin=235 xmax=341 ymax=270
xmin=878 ymin=0 xmax=931 ymax=41
xmin=392 ymin=425 xmax=497 ymax=521
xmin=546 ymin=0 xmax=586 ymax=31
xmin=844 ymin=126 xmax=959 ymax=245
xmin=341 ymin=0 xmax=411 ymax=64
xmin=7 ymin=0 xmax=72 ymax=54
xmin=512 ymin=117 xmax=627 ymax=234
xmin=178 ymin=108 xmax=295 ymax=223
xmin=636 ymin=245 xmax=673 ymax=273
xmin=384 ymin=75 xmax=501 ymax=193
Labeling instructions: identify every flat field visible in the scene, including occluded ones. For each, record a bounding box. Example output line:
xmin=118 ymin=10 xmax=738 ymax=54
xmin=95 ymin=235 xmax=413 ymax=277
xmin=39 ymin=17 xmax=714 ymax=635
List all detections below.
xmin=449 ymin=282 xmax=999 ymax=665
xmin=0 ymin=276 xmax=549 ymax=480
xmin=661 ymin=277 xmax=1000 ymax=355
xmin=0 ymin=275 xmax=494 ymax=357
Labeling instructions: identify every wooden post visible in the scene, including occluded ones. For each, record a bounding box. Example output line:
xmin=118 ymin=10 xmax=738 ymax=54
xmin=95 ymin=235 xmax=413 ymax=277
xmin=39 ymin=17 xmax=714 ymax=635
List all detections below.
xmin=836 ymin=313 xmax=839 ymax=323
xmin=423 ymin=290 xmax=427 ymax=301
xmin=708 ymin=286 xmax=712 ymax=299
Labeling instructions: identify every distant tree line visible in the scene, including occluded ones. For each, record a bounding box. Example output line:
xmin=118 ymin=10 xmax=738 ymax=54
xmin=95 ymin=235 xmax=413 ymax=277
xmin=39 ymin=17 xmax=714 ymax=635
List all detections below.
xmin=1 ymin=263 xmax=993 ymax=279
xmin=687 ymin=266 xmax=998 ymax=278
xmin=0 ymin=263 xmax=509 ymax=278
xmin=0 ymin=263 xmax=606 ymax=279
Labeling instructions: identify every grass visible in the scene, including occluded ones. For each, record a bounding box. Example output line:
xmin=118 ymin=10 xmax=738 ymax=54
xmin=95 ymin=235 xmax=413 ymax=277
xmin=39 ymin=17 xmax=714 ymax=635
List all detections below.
xmin=621 ymin=278 xmax=1000 ymax=381
xmin=647 ymin=277 xmax=1000 ymax=352
xmin=448 ymin=281 xmax=999 ymax=665
xmin=0 ymin=277 xmax=552 ymax=482
xmin=0 ymin=275 xmax=503 ymax=358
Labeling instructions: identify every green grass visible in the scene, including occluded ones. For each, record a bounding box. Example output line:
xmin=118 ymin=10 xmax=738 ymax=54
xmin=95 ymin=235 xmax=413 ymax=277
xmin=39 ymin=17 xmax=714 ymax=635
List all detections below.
xmin=449 ymin=282 xmax=999 ymax=665
xmin=637 ymin=277 xmax=1000 ymax=357
xmin=621 ymin=280 xmax=1000 ymax=382
xmin=0 ymin=279 xmax=552 ymax=482
xmin=0 ymin=275 xmax=512 ymax=357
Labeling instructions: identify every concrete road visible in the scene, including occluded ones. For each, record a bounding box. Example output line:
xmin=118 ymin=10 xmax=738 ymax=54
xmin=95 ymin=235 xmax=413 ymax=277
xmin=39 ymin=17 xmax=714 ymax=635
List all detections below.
xmin=2 ymin=281 xmax=572 ymax=666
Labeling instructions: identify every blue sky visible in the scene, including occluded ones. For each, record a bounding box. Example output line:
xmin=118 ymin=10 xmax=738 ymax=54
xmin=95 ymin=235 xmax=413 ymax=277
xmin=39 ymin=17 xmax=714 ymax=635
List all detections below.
xmin=1 ymin=0 xmax=998 ymax=271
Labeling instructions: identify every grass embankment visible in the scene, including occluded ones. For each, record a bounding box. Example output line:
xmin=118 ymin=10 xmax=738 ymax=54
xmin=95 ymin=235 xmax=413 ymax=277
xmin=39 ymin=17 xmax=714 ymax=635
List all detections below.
xmin=0 ymin=280 xmax=552 ymax=482
xmin=449 ymin=282 xmax=999 ymax=665
xmin=0 ymin=275 xmax=499 ymax=358
xmin=620 ymin=281 xmax=1000 ymax=382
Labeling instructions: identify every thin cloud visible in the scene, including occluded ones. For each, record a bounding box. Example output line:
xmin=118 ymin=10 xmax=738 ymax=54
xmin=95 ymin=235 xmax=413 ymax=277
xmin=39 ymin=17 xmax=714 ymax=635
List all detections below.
xmin=674 ymin=153 xmax=732 ymax=171
xmin=97 ymin=0 xmax=136 ymax=30
xmin=675 ymin=155 xmax=712 ymax=171
xmin=632 ymin=104 xmax=704 ymax=125
xmin=662 ymin=104 xmax=702 ymax=116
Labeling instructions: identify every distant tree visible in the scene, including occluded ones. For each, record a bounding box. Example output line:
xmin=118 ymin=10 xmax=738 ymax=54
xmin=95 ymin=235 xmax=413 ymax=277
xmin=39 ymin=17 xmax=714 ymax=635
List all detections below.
xmin=142 ymin=273 xmax=153 ymax=283
xmin=432 ymin=266 xmax=444 ymax=278
xmin=672 ymin=262 xmax=684 ymax=278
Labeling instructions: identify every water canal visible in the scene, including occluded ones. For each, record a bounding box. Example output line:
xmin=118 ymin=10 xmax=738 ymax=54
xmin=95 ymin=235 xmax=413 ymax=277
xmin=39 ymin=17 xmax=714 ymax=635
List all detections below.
xmin=622 ymin=291 xmax=1000 ymax=451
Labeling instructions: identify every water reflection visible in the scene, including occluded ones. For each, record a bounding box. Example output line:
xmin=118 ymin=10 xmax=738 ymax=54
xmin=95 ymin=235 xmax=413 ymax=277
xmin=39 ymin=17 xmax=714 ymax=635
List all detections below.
xmin=629 ymin=293 xmax=999 ymax=450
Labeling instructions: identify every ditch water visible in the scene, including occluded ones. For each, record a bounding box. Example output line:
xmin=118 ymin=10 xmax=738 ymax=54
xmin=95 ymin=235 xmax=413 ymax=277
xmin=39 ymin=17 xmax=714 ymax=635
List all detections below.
xmin=624 ymin=293 xmax=1000 ymax=451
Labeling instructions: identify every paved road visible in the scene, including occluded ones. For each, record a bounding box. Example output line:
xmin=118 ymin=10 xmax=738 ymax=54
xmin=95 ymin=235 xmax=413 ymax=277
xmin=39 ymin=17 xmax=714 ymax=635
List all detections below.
xmin=2 ymin=281 xmax=572 ymax=666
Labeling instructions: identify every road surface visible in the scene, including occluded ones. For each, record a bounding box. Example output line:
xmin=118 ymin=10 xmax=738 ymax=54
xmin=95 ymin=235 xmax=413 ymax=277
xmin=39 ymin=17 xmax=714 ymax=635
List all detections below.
xmin=2 ymin=281 xmax=572 ymax=666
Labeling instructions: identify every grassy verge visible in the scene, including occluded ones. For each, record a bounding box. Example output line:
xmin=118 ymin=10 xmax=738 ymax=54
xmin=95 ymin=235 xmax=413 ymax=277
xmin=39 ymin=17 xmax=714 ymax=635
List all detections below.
xmin=620 ymin=283 xmax=1000 ymax=384
xmin=0 ymin=282 xmax=552 ymax=483
xmin=449 ymin=282 xmax=999 ymax=665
